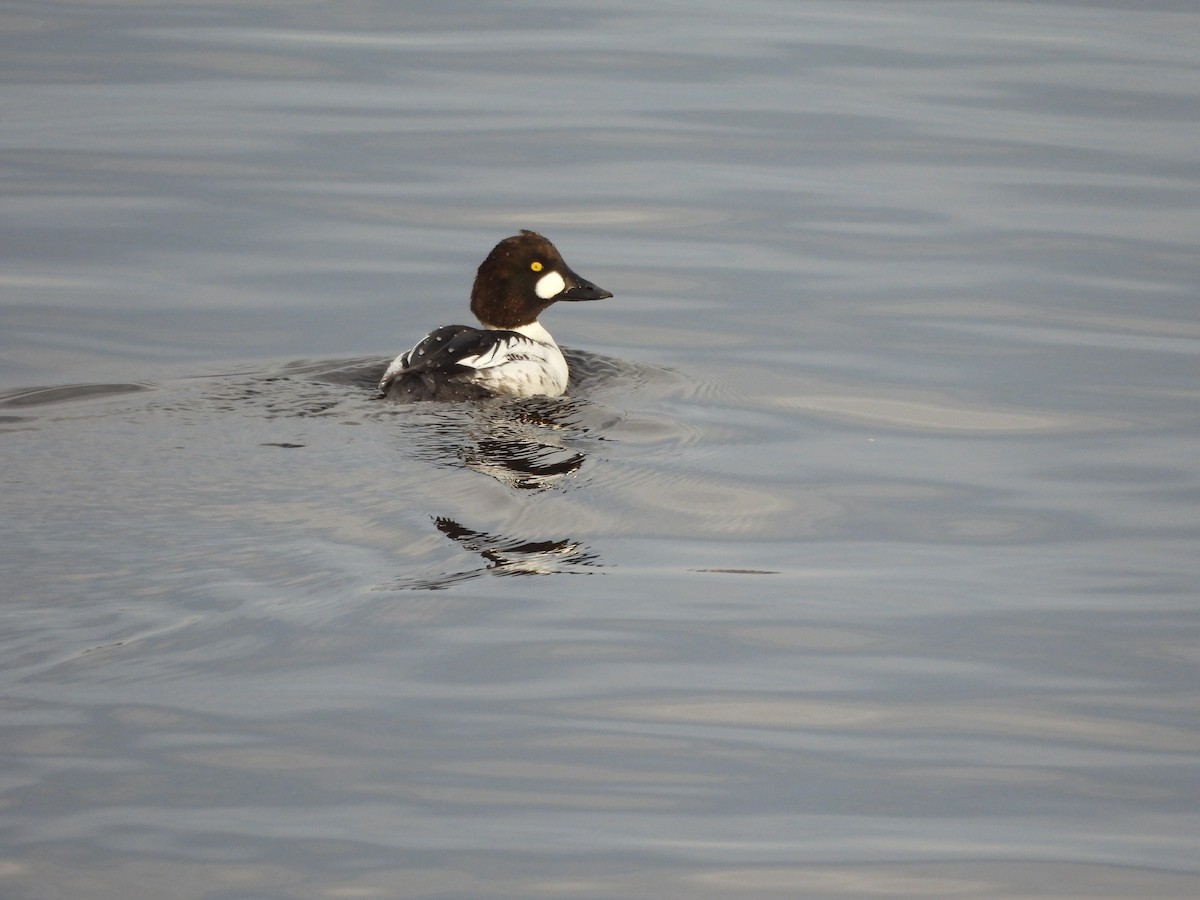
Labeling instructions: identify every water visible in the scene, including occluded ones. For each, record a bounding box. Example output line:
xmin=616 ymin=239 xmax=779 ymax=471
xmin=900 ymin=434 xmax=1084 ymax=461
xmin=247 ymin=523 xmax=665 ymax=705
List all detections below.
xmin=3 ymin=1 xmax=1200 ymax=897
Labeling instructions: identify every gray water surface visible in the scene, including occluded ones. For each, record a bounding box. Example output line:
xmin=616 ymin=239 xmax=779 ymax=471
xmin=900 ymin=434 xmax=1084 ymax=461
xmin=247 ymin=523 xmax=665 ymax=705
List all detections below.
xmin=3 ymin=1 xmax=1199 ymax=898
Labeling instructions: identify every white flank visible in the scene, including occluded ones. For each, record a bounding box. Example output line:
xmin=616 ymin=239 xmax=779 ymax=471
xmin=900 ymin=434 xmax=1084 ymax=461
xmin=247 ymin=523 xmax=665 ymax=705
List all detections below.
xmin=382 ymin=320 xmax=568 ymax=398
xmin=461 ymin=324 xmax=568 ymax=396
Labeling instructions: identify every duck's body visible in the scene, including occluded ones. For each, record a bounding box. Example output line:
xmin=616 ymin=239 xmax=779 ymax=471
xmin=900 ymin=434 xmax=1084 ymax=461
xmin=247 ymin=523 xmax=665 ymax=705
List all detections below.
xmin=379 ymin=231 xmax=611 ymax=402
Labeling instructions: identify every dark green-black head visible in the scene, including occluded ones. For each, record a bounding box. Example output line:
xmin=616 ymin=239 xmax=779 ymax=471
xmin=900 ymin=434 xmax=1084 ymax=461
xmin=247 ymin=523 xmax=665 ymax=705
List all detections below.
xmin=470 ymin=230 xmax=612 ymax=329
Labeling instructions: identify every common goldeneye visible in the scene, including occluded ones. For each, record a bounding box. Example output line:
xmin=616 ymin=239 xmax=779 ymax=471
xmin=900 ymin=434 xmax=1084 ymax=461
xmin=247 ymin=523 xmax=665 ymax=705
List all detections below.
xmin=379 ymin=230 xmax=612 ymax=402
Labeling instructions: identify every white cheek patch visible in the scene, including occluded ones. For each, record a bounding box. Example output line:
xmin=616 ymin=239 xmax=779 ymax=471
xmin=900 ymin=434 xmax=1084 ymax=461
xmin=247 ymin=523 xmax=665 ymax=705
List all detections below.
xmin=535 ymin=270 xmax=567 ymax=300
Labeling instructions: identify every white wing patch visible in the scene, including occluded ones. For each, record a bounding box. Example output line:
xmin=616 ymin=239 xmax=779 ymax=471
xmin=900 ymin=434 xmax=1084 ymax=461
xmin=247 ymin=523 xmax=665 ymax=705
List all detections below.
xmin=455 ymin=341 xmax=505 ymax=370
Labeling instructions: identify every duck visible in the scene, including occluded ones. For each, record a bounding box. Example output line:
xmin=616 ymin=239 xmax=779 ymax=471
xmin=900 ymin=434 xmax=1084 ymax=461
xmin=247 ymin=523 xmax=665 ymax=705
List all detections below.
xmin=379 ymin=231 xmax=612 ymax=402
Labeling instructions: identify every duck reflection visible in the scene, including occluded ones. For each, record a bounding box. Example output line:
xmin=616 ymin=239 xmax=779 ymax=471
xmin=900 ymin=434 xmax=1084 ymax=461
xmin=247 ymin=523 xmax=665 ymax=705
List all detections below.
xmin=435 ymin=516 xmax=599 ymax=576
xmin=456 ymin=395 xmax=593 ymax=490
xmin=385 ymin=516 xmax=601 ymax=590
xmin=370 ymin=350 xmax=626 ymax=588
xmin=399 ymin=388 xmax=616 ymax=492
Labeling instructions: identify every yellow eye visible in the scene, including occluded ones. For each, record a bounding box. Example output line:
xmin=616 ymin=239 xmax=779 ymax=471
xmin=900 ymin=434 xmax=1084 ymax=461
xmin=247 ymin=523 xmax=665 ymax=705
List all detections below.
xmin=531 ymin=261 xmax=543 ymax=272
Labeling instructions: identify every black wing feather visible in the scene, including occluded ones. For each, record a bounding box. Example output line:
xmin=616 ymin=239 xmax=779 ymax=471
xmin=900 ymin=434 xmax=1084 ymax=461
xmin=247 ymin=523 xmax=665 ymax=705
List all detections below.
xmin=380 ymin=325 xmax=517 ymax=402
